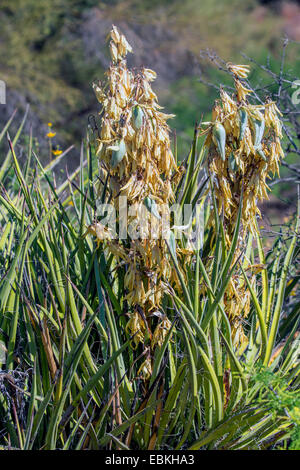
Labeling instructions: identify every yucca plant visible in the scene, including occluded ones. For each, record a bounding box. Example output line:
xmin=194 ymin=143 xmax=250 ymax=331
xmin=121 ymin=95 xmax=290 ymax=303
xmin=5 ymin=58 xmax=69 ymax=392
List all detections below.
xmin=0 ymin=26 xmax=299 ymax=451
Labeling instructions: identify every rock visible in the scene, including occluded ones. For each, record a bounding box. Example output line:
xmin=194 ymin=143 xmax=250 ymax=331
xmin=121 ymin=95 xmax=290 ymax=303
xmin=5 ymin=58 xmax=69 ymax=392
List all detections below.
xmin=80 ymin=7 xmax=198 ymax=89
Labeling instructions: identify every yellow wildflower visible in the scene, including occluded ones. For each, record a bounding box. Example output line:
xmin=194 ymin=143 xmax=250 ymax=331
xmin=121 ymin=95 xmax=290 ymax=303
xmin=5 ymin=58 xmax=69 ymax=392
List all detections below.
xmin=46 ymin=132 xmax=56 ymax=138
xmin=52 ymin=149 xmax=63 ymax=156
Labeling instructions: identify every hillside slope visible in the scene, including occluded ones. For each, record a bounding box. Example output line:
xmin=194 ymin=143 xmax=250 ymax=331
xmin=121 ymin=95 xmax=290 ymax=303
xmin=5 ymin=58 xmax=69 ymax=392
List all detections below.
xmin=0 ymin=0 xmax=299 ymax=160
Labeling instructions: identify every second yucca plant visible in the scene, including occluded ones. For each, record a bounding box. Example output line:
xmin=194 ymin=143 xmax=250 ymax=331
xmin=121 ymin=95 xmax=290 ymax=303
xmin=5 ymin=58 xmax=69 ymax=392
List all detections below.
xmin=200 ymin=62 xmax=285 ymax=346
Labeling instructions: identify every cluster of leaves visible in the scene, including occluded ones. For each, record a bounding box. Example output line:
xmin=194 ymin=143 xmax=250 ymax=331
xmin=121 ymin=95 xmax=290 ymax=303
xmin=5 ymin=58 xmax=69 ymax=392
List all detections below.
xmin=250 ymin=363 xmax=300 ymax=450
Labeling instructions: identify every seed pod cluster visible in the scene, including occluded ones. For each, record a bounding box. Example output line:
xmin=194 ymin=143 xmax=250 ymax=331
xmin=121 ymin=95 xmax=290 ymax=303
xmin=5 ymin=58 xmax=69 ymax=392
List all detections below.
xmin=202 ymin=63 xmax=284 ymax=241
xmin=201 ymin=63 xmax=284 ymax=347
xmin=93 ymin=26 xmax=180 ymax=379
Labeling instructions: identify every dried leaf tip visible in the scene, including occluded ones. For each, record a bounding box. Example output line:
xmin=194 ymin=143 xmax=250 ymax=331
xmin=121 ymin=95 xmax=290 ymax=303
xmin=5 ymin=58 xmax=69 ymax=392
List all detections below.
xmin=227 ymin=63 xmax=250 ymax=79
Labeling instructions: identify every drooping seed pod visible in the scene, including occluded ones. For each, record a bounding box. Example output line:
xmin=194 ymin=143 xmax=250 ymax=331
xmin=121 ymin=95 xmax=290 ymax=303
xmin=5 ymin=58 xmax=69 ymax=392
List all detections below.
xmin=256 ymin=146 xmax=267 ymax=162
xmin=132 ymin=105 xmax=144 ymax=130
xmin=212 ymin=122 xmax=226 ymax=161
xmin=165 ymin=229 xmax=177 ymax=262
xmin=110 ymin=139 xmax=126 ymax=168
xmin=144 ymin=197 xmax=161 ymax=219
xmin=252 ymin=117 xmax=265 ymax=149
xmin=239 ymin=108 xmax=248 ymax=141
xmin=229 ymin=152 xmax=237 ymax=172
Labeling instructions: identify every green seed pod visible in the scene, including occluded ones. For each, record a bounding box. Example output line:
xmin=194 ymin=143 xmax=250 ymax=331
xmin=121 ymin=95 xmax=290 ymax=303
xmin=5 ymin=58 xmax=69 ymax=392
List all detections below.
xmin=110 ymin=139 xmax=126 ymax=168
xmin=132 ymin=105 xmax=144 ymax=130
xmin=212 ymin=122 xmax=226 ymax=161
xmin=239 ymin=108 xmax=248 ymax=141
xmin=144 ymin=197 xmax=161 ymax=219
xmin=166 ymin=230 xmax=177 ymax=262
xmin=229 ymin=152 xmax=237 ymax=172
xmin=256 ymin=146 xmax=267 ymax=162
xmin=252 ymin=117 xmax=265 ymax=149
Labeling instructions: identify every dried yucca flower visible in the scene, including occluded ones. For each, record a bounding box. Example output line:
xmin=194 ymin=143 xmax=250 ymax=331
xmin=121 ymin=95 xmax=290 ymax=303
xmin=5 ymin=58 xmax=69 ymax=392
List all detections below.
xmin=201 ymin=64 xmax=284 ymax=239
xmin=92 ymin=26 xmax=178 ymax=379
xmin=201 ymin=64 xmax=284 ymax=346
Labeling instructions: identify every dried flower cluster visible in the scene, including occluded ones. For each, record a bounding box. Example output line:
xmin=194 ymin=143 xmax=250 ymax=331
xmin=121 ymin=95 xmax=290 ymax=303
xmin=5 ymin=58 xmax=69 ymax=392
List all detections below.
xmin=201 ymin=63 xmax=284 ymax=346
xmin=91 ymin=28 xmax=285 ymax=355
xmin=202 ymin=63 xmax=284 ymax=241
xmin=224 ymin=275 xmax=251 ymax=347
xmin=93 ymin=26 xmax=178 ymax=379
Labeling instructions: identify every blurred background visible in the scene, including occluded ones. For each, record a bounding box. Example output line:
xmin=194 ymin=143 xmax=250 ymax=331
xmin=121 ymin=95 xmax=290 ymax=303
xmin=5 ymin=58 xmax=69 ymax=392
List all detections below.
xmin=0 ymin=0 xmax=299 ymax=225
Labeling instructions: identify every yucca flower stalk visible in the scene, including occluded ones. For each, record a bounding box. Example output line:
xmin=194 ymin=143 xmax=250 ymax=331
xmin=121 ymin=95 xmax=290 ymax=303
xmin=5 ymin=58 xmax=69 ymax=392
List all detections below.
xmin=202 ymin=63 xmax=284 ymax=239
xmin=200 ymin=63 xmax=285 ymax=346
xmin=92 ymin=26 xmax=179 ymax=379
